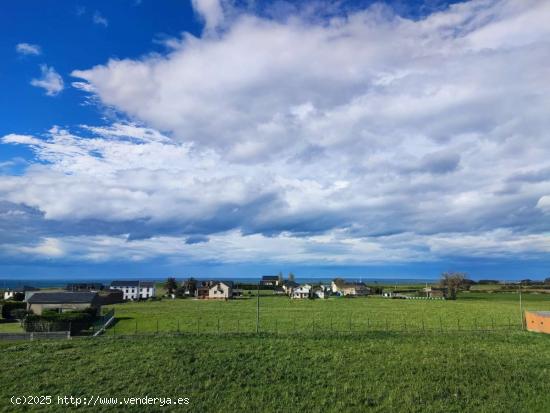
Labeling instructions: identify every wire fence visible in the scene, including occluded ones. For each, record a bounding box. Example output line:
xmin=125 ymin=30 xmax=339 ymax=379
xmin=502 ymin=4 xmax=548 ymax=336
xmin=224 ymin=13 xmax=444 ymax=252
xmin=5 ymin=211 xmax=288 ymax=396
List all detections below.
xmin=102 ymin=315 xmax=525 ymax=337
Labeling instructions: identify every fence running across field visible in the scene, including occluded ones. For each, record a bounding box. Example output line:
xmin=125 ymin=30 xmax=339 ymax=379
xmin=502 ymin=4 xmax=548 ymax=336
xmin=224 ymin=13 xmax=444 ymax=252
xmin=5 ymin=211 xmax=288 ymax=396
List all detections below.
xmin=0 ymin=331 xmax=70 ymax=341
xmin=103 ymin=316 xmax=525 ymax=337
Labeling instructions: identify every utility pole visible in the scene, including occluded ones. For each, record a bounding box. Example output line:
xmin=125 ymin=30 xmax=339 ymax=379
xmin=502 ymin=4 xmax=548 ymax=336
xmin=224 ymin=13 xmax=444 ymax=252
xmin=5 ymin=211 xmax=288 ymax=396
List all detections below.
xmin=256 ymin=282 xmax=260 ymax=334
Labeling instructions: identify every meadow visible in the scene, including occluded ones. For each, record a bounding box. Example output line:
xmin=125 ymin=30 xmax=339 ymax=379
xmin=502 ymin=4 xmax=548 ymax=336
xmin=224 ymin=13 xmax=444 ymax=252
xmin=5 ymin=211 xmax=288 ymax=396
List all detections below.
xmin=100 ymin=292 xmax=550 ymax=335
xmin=1 ymin=332 xmax=550 ymax=412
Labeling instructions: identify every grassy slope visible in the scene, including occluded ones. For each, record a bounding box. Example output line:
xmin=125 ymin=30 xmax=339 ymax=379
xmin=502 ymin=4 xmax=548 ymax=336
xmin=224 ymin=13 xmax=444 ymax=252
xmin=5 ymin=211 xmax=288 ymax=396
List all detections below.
xmin=1 ymin=332 xmax=550 ymax=412
xmin=103 ymin=293 xmax=550 ymax=334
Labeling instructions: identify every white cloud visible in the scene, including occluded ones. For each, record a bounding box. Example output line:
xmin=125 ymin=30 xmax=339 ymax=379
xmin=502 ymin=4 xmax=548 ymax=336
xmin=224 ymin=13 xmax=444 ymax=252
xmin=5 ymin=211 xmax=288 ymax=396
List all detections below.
xmin=191 ymin=0 xmax=225 ymax=31
xmin=16 ymin=43 xmax=41 ymax=56
xmin=4 ymin=0 xmax=550 ymax=265
xmin=30 ymin=65 xmax=64 ymax=96
xmin=93 ymin=11 xmax=109 ymax=27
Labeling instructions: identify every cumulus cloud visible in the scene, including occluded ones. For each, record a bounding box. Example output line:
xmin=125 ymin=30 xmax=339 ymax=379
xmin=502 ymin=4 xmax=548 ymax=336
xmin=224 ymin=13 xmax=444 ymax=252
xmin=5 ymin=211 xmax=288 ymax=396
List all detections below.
xmin=3 ymin=0 xmax=550 ymax=266
xmin=16 ymin=43 xmax=41 ymax=56
xmin=191 ymin=0 xmax=225 ymax=31
xmin=30 ymin=65 xmax=64 ymax=96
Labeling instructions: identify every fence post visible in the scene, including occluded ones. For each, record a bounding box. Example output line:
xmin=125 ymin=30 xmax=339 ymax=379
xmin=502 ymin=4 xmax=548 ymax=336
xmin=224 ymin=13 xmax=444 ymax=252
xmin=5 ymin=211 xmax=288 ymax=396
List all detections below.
xmin=275 ymin=319 xmax=278 ymax=335
xmin=439 ymin=316 xmax=443 ymax=332
xmin=491 ymin=317 xmax=495 ymax=330
xmin=67 ymin=330 xmax=71 ymax=340
xmin=156 ymin=319 xmax=159 ymax=334
xmin=135 ymin=321 xmax=138 ymax=335
xmin=457 ymin=319 xmax=460 ymax=331
xmin=217 ymin=318 xmax=220 ymax=335
xmin=422 ymin=319 xmax=425 ymax=333
xmin=474 ymin=318 xmax=477 ymax=331
xmin=30 ymin=332 xmax=34 ymax=341
xmin=237 ymin=319 xmax=240 ymax=334
xmin=197 ymin=318 xmax=200 ymax=334
xmin=349 ymin=314 xmax=352 ymax=333
xmin=177 ymin=320 xmax=180 ymax=334
xmin=330 ymin=316 xmax=333 ymax=333
xmin=385 ymin=319 xmax=388 ymax=332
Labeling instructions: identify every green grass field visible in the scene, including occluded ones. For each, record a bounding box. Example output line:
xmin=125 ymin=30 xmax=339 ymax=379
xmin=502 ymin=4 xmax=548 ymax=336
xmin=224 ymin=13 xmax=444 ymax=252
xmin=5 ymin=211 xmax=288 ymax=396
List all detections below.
xmin=103 ymin=292 xmax=550 ymax=335
xmin=1 ymin=332 xmax=550 ymax=412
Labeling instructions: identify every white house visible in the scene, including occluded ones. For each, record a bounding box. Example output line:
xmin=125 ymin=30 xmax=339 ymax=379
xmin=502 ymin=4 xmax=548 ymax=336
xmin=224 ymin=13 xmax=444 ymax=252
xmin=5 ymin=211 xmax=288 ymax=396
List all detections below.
xmin=292 ymin=284 xmax=312 ymax=299
xmin=208 ymin=281 xmax=233 ymax=299
xmin=331 ymin=279 xmax=369 ymax=296
xmin=313 ymin=286 xmax=328 ymax=299
xmin=110 ymin=281 xmax=156 ymax=300
xmin=3 ymin=286 xmax=38 ymax=301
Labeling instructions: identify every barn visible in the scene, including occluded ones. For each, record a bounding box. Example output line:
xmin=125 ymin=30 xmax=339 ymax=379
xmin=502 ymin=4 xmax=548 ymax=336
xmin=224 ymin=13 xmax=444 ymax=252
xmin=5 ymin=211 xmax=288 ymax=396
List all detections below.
xmin=525 ymin=311 xmax=550 ymax=334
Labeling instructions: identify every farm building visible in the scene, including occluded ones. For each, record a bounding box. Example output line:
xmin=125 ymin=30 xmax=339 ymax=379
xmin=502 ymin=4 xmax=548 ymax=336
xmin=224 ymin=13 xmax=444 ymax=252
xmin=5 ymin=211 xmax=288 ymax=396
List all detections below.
xmin=525 ymin=311 xmax=550 ymax=334
xmin=27 ymin=292 xmax=102 ymax=316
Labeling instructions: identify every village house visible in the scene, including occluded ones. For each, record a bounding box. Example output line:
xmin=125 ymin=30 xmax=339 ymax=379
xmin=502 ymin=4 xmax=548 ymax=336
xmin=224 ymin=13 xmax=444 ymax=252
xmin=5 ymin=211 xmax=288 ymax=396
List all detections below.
xmin=422 ymin=287 xmax=447 ymax=299
xmin=292 ymin=284 xmax=312 ymax=299
xmin=27 ymin=292 xmax=102 ymax=316
xmin=208 ymin=281 xmax=233 ymax=299
xmin=313 ymin=286 xmax=328 ymax=299
xmin=109 ymin=281 xmax=156 ymax=300
xmin=331 ymin=278 xmax=369 ymax=296
xmin=66 ymin=283 xmax=104 ymax=292
xmin=3 ymin=286 xmax=38 ymax=301
xmin=282 ymin=280 xmax=299 ymax=295
xmin=260 ymin=275 xmax=281 ymax=287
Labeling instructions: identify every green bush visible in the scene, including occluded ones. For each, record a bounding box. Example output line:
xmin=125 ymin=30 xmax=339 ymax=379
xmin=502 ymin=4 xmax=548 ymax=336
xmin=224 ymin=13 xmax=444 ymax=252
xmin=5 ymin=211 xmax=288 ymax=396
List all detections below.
xmin=1 ymin=301 xmax=26 ymax=319
xmin=24 ymin=308 xmax=97 ymax=333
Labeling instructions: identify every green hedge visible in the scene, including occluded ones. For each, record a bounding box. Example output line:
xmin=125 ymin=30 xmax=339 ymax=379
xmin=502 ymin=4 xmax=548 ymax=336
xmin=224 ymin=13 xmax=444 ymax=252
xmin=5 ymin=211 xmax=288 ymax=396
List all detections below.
xmin=1 ymin=301 xmax=26 ymax=319
xmin=25 ymin=308 xmax=97 ymax=333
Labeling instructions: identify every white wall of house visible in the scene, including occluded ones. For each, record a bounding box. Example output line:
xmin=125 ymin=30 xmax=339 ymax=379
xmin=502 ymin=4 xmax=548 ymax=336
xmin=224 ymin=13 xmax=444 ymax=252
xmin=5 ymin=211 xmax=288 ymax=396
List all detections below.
xmin=292 ymin=286 xmax=311 ymax=299
xmin=208 ymin=282 xmax=232 ymax=299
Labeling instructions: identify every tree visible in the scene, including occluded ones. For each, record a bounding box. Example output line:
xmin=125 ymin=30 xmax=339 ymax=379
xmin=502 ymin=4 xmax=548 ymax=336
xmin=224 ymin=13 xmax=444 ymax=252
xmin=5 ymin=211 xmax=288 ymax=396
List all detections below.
xmin=288 ymin=273 xmax=295 ymax=282
xmin=439 ymin=271 xmax=466 ymax=300
xmin=165 ymin=277 xmax=178 ymax=295
xmin=277 ymin=272 xmax=284 ymax=285
xmin=10 ymin=309 xmax=28 ymax=327
xmin=182 ymin=278 xmax=197 ymax=297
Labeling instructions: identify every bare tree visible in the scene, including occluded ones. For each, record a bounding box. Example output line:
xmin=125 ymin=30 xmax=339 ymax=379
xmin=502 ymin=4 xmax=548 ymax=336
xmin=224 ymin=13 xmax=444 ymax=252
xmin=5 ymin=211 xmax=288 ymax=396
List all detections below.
xmin=439 ymin=271 xmax=466 ymax=300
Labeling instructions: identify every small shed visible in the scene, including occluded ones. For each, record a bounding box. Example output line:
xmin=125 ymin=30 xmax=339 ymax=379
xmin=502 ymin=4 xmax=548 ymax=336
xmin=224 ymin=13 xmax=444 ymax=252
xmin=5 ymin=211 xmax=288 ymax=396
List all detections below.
xmin=525 ymin=311 xmax=550 ymax=334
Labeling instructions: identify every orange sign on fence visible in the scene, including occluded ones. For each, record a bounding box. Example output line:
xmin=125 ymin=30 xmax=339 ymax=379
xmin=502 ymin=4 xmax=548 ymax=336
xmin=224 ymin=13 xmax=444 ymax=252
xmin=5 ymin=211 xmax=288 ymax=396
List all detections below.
xmin=525 ymin=311 xmax=550 ymax=334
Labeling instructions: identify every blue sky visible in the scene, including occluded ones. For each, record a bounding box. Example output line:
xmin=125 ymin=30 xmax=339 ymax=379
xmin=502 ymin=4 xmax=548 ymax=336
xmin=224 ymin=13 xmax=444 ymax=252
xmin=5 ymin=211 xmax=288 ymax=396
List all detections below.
xmin=1 ymin=0 xmax=550 ymax=280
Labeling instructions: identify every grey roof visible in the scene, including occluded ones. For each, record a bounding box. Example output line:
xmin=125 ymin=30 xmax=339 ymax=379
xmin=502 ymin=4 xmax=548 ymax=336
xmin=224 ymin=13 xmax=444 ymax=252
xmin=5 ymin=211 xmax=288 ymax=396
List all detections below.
xmin=140 ymin=281 xmax=155 ymax=288
xmin=27 ymin=292 xmax=98 ymax=304
xmin=262 ymin=275 xmax=279 ymax=280
xmin=111 ymin=280 xmax=139 ymax=287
